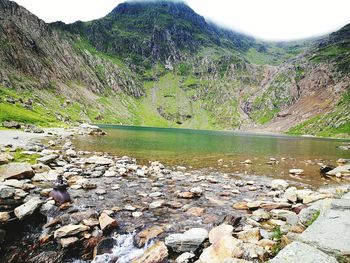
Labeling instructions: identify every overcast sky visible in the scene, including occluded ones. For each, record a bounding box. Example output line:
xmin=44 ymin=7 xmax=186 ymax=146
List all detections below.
xmin=12 ymin=0 xmax=350 ymax=41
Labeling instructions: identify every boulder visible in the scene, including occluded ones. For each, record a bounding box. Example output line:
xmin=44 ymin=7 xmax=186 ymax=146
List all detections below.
xmin=299 ymin=209 xmax=350 ymax=258
xmin=270 ymin=241 xmax=337 ymax=263
xmin=198 ymin=235 xmax=243 ymax=263
xmin=54 ymin=224 xmax=90 ymax=238
xmin=131 ymin=241 xmax=168 ymax=263
xmin=0 ymin=163 xmax=34 ymax=181
xmin=14 ymin=198 xmax=43 ymax=220
xmin=208 ymin=224 xmax=233 ymax=244
xmin=2 ymin=121 xmax=21 ymax=129
xmin=165 ymin=228 xmax=208 ymax=253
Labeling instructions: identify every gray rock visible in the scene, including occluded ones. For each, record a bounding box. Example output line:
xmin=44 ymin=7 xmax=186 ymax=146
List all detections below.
xmin=331 ymin=199 xmax=350 ymax=210
xmin=342 ymin=192 xmax=350 ymax=200
xmin=300 ymin=209 xmax=350 ymax=259
xmin=165 ymin=228 xmax=208 ymax=253
xmin=326 ymin=164 xmax=350 ymax=176
xmin=298 ymin=199 xmax=332 ymax=226
xmin=14 ymin=198 xmax=43 ymax=220
xmin=270 ymin=179 xmax=289 ymax=190
xmin=37 ymin=154 xmax=59 ymax=164
xmin=0 ymin=163 xmax=35 ymax=181
xmin=0 ymin=184 xmax=16 ymax=199
xmin=270 ymin=241 xmax=337 ymax=263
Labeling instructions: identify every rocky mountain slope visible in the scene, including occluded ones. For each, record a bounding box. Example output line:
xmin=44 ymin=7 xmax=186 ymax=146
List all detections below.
xmin=0 ymin=0 xmax=349 ymax=137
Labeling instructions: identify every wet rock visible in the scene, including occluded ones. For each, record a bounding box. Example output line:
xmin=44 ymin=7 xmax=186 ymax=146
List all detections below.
xmin=175 ymin=252 xmax=195 ymax=263
xmin=198 ymin=235 xmax=243 ymax=263
xmin=37 ymin=154 xmax=59 ymax=165
xmin=98 ymin=213 xmax=118 ymax=232
xmin=14 ymin=198 xmax=43 ymax=220
xmin=93 ymin=237 xmax=117 ymax=258
xmin=82 ymin=181 xmax=97 ymax=189
xmin=0 ymin=184 xmax=16 ymax=199
xmin=0 ymin=229 xmax=5 ymax=244
xmin=0 ymin=162 xmax=35 ymax=181
xmin=221 ymin=214 xmax=242 ymax=226
xmin=165 ymin=228 xmax=208 ymax=253
xmin=270 ymin=241 xmax=338 ymax=263
xmin=124 ymin=205 xmax=136 ymax=211
xmin=54 ymin=224 xmax=90 ymax=238
xmin=209 ymin=224 xmax=233 ymax=244
xmin=60 ymin=237 xmax=79 ymax=248
xmin=270 ymin=179 xmax=289 ymax=190
xmin=70 ymin=210 xmax=98 ymax=224
xmin=0 ymin=153 xmax=13 ymax=165
xmin=186 ymin=207 xmax=205 ymax=217
xmin=0 ymin=212 xmax=10 ymax=222
xmin=134 ymin=226 xmax=164 ymax=248
xmin=95 ymin=189 xmax=107 ymax=195
xmin=132 ymin=241 xmax=168 ymax=263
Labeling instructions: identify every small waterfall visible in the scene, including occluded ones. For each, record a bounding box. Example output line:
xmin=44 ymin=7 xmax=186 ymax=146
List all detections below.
xmin=91 ymin=233 xmax=151 ymax=263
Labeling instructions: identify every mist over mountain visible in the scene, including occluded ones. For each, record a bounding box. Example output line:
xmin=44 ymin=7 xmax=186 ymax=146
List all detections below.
xmin=0 ymin=0 xmax=349 ymax=136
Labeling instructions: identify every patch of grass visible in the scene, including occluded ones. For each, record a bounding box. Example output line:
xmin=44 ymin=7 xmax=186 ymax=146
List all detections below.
xmin=305 ymin=210 xmax=320 ymax=227
xmin=12 ymin=149 xmax=40 ymax=164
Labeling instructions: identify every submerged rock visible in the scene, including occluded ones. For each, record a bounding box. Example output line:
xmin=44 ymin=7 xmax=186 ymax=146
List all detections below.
xmin=134 ymin=226 xmax=164 ymax=248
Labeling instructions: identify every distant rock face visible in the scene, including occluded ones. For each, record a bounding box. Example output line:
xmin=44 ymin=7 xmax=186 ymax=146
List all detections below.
xmin=0 ymin=163 xmax=35 ymax=181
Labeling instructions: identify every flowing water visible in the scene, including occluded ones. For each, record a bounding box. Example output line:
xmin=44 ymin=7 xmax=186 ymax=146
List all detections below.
xmin=74 ymin=125 xmax=350 ymax=187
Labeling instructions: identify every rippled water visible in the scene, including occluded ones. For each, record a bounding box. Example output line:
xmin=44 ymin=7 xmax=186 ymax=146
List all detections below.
xmin=73 ymin=125 xmax=350 ymax=186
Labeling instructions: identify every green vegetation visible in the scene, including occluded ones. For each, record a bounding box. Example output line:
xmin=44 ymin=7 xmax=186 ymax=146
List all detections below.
xmin=11 ymin=149 xmax=39 ymax=164
xmin=288 ymin=88 xmax=350 ymax=137
xmin=306 ymin=211 xmax=320 ymax=227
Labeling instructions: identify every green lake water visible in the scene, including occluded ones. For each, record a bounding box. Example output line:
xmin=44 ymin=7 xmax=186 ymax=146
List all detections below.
xmin=74 ymin=125 xmax=350 ymax=187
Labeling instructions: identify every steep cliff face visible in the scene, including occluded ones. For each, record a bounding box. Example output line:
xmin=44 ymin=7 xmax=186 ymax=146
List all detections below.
xmin=0 ymin=0 xmax=349 ymax=136
xmin=0 ymin=0 xmax=144 ymax=97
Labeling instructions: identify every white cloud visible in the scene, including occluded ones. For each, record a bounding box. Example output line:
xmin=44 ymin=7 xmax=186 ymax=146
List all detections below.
xmin=11 ymin=0 xmax=350 ymax=40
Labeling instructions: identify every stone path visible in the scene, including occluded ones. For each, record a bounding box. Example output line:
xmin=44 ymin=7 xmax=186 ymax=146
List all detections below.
xmin=271 ymin=192 xmax=350 ymax=263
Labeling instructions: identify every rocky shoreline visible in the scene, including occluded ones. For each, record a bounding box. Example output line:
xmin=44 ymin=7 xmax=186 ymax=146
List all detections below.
xmin=0 ymin=125 xmax=350 ymax=263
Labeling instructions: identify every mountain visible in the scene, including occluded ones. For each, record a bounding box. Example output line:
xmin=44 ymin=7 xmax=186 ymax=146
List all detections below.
xmin=0 ymin=0 xmax=349 ymax=137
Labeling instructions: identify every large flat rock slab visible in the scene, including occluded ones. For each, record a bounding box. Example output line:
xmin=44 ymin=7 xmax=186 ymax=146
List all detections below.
xmin=270 ymin=241 xmax=338 ymax=263
xmin=0 ymin=163 xmax=34 ymax=181
xmin=300 ymin=209 xmax=350 ymax=258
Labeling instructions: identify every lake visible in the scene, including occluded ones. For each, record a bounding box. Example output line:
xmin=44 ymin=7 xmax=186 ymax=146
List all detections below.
xmin=73 ymin=125 xmax=350 ymax=187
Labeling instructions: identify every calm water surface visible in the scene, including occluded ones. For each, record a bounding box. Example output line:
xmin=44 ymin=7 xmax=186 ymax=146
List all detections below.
xmin=73 ymin=125 xmax=350 ymax=187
